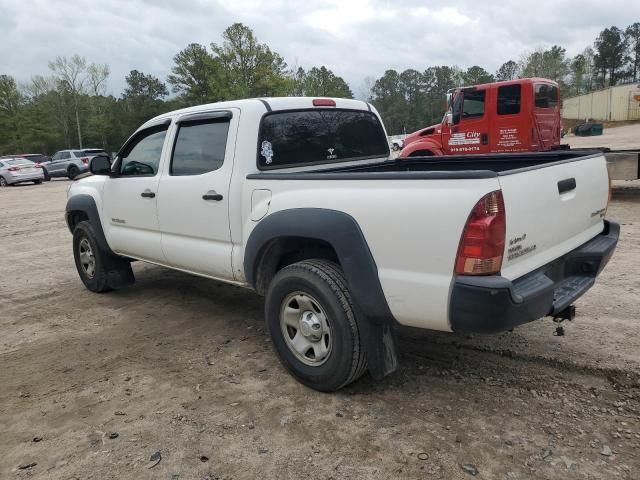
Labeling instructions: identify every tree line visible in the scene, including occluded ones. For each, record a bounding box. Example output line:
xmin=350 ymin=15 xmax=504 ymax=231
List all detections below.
xmin=1 ymin=21 xmax=638 ymax=154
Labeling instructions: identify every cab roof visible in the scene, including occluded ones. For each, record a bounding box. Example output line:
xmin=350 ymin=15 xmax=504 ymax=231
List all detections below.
xmin=145 ymin=97 xmax=374 ymax=127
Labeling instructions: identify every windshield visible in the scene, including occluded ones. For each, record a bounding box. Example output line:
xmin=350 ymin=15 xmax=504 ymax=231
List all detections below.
xmin=258 ymin=109 xmax=389 ymax=169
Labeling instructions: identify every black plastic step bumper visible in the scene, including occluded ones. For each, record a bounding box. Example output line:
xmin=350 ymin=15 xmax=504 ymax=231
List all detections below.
xmin=449 ymin=221 xmax=619 ymax=333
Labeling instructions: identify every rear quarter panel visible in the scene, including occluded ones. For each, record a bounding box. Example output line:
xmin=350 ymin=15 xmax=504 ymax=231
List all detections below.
xmin=241 ymin=177 xmax=501 ymax=331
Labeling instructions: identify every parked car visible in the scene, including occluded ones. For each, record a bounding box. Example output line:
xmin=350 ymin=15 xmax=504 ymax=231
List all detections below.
xmin=16 ymin=154 xmax=53 ymax=180
xmin=47 ymin=149 xmax=109 ymax=179
xmin=0 ymin=157 xmax=44 ymax=186
xmin=65 ymin=97 xmax=618 ymax=392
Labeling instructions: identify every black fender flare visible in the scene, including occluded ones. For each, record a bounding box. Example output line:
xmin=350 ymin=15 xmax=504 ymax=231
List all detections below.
xmin=244 ymin=208 xmax=398 ymax=378
xmin=65 ymin=194 xmax=114 ymax=255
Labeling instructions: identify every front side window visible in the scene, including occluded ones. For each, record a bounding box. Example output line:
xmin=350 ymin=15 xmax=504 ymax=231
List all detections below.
xmin=171 ymin=119 xmax=230 ymax=176
xmin=462 ymin=90 xmax=486 ymax=119
xmin=59 ymin=152 xmax=71 ymax=160
xmin=497 ymin=85 xmax=521 ymax=115
xmin=119 ymin=126 xmax=168 ymax=176
xmin=535 ymin=84 xmax=559 ymax=108
xmin=258 ymin=109 xmax=389 ymax=169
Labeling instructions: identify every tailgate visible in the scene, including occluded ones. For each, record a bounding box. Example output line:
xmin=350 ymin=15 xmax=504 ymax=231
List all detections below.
xmin=499 ymin=153 xmax=609 ymax=281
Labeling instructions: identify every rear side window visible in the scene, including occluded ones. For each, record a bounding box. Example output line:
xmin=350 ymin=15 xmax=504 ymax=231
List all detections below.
xmin=497 ymin=85 xmax=521 ymax=115
xmin=258 ymin=109 xmax=389 ymax=169
xmin=535 ymin=84 xmax=559 ymax=108
xmin=171 ymin=119 xmax=230 ymax=175
xmin=72 ymin=150 xmax=84 ymax=157
xmin=462 ymin=90 xmax=485 ymax=119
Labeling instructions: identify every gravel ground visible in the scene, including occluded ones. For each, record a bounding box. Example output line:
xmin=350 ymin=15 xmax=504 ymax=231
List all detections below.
xmin=565 ymin=123 xmax=640 ymax=150
xmin=0 ymin=179 xmax=639 ymax=480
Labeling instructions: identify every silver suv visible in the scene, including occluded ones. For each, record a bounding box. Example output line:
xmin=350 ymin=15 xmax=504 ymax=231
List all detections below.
xmin=46 ymin=149 xmax=108 ymax=179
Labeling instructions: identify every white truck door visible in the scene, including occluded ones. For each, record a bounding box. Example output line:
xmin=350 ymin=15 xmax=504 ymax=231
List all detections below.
xmin=102 ymin=123 xmax=170 ymax=262
xmin=157 ymin=110 xmax=237 ymax=280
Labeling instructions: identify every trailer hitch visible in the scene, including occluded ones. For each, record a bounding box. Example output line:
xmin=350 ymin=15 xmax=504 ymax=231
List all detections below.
xmin=551 ymin=304 xmax=576 ymax=336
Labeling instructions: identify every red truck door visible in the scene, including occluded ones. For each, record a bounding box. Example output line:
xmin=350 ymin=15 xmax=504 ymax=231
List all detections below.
xmin=445 ymin=88 xmax=491 ymax=155
xmin=532 ymin=83 xmax=561 ymax=151
xmin=490 ymin=83 xmax=529 ymax=153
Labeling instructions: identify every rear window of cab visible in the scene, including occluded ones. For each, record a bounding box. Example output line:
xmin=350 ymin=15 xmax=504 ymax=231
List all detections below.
xmin=257 ymin=109 xmax=389 ymax=169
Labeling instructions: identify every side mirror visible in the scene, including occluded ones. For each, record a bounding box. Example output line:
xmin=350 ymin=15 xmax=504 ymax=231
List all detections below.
xmin=89 ymin=155 xmax=112 ymax=175
xmin=445 ymin=113 xmax=453 ymax=125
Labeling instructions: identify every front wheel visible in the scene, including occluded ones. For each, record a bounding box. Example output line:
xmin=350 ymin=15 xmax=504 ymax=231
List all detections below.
xmin=42 ymin=169 xmax=50 ymax=181
xmin=0 ymin=176 xmax=7 ymax=187
xmin=265 ymin=260 xmax=367 ymax=392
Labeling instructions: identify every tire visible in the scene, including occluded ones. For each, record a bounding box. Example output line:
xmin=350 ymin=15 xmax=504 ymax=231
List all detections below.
xmin=42 ymin=169 xmax=50 ymax=181
xmin=265 ymin=260 xmax=367 ymax=392
xmin=0 ymin=176 xmax=7 ymax=187
xmin=34 ymin=179 xmax=42 ymax=185
xmin=68 ymin=165 xmax=79 ymax=179
xmin=73 ymin=221 xmax=133 ymax=293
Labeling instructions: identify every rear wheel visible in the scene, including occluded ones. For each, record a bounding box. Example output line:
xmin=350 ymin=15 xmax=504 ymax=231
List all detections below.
xmin=265 ymin=260 xmax=367 ymax=392
xmin=34 ymin=179 xmax=42 ymax=185
xmin=68 ymin=165 xmax=79 ymax=179
xmin=0 ymin=176 xmax=7 ymax=187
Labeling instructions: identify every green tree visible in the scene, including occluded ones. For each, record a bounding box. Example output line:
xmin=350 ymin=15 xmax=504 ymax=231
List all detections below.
xmin=124 ymin=70 xmax=169 ymax=99
xmin=0 ymin=75 xmax=23 ymax=153
xmin=121 ymin=70 xmax=170 ymax=136
xmin=625 ymin=22 xmax=640 ymax=82
xmin=370 ymin=69 xmax=408 ymax=135
xmin=211 ymin=23 xmax=289 ymax=98
xmin=462 ymin=65 xmax=494 ymax=85
xmin=520 ymin=45 xmax=569 ymax=84
xmin=300 ymin=66 xmax=353 ymax=98
xmin=495 ymin=60 xmax=519 ymax=81
xmin=167 ymin=43 xmax=223 ymax=105
xmin=570 ymin=54 xmax=587 ymax=95
xmin=594 ymin=27 xmax=628 ymax=86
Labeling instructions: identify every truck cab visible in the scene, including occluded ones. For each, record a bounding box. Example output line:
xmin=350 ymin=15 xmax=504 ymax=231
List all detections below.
xmin=400 ymin=78 xmax=562 ymax=157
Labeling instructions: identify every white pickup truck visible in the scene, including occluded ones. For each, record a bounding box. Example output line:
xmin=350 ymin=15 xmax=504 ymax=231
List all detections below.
xmin=66 ymin=97 xmax=618 ymax=391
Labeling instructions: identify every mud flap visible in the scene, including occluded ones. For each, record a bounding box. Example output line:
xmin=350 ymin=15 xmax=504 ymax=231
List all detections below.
xmin=106 ymin=259 xmax=135 ymax=290
xmin=363 ymin=321 xmax=398 ymax=379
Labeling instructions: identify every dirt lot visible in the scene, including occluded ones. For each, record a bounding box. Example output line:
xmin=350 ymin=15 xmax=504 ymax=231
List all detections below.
xmin=1 ymin=179 xmax=639 ymax=480
xmin=565 ymin=123 xmax=640 ymax=150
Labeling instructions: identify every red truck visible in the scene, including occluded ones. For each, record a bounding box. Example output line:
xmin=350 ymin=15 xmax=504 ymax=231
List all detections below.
xmin=399 ymin=78 xmax=562 ymax=157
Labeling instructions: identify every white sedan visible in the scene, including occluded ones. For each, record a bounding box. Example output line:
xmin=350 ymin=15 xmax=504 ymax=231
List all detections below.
xmin=0 ymin=157 xmax=45 ymax=186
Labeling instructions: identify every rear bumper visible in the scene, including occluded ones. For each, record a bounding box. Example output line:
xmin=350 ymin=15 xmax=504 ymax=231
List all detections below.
xmin=449 ymin=221 xmax=619 ymax=333
xmin=7 ymin=172 xmax=44 ymax=184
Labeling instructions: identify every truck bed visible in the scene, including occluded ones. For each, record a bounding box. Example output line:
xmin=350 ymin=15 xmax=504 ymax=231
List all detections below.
xmin=247 ymin=150 xmax=601 ymax=180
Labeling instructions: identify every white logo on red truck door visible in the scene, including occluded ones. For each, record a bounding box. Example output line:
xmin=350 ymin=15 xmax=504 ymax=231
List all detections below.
xmin=448 ymin=132 xmax=481 ymax=146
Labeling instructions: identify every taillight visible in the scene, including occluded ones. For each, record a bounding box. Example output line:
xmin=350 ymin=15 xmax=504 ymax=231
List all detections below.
xmin=455 ymin=190 xmax=506 ymax=275
xmin=81 ymin=157 xmax=89 ymax=165
xmin=606 ymin=170 xmax=612 ymax=213
xmin=34 ymin=164 xmax=43 ymax=168
xmin=7 ymin=166 xmax=20 ymax=171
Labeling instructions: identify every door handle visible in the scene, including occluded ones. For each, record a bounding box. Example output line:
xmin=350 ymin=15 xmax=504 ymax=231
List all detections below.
xmin=202 ymin=190 xmax=223 ymax=201
xmin=140 ymin=190 xmax=156 ymax=198
xmin=557 ymin=178 xmax=576 ymax=194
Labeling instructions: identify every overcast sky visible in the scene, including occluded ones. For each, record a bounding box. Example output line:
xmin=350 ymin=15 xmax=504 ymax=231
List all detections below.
xmin=0 ymin=0 xmax=635 ymax=97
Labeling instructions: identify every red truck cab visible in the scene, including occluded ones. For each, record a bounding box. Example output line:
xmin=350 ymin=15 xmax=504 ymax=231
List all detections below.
xmin=400 ymin=78 xmax=561 ymax=157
